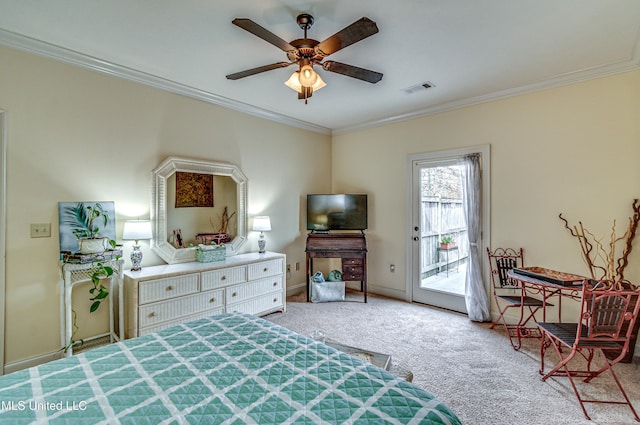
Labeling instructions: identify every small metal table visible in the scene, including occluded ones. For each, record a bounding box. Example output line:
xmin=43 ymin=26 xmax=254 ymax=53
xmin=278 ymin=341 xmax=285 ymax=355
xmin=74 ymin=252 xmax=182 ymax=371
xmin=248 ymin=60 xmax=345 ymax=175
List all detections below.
xmin=437 ymin=246 xmax=459 ymax=276
xmin=504 ymin=269 xmax=584 ymax=350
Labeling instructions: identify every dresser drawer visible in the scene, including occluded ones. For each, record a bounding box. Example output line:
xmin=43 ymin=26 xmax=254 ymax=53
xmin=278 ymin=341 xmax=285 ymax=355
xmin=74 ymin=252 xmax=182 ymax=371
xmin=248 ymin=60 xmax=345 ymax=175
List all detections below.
xmin=139 ymin=308 xmax=224 ymax=336
xmin=227 ymin=291 xmax=284 ymax=315
xmin=139 ymin=289 xmax=224 ymax=327
xmin=247 ymin=259 xmax=283 ymax=280
xmin=343 ymin=272 xmax=364 ymax=281
xmin=139 ymin=274 xmax=199 ymax=304
xmin=342 ymin=258 xmax=364 ymax=268
xmin=226 ymin=276 xmax=284 ymax=304
xmin=343 ymin=264 xmax=363 ymax=273
xmin=201 ymin=266 xmax=246 ymax=290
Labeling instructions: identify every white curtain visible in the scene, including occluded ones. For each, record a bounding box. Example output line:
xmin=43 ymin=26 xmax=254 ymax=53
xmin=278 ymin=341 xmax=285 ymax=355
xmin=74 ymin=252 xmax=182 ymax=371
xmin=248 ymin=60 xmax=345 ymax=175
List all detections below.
xmin=461 ymin=154 xmax=490 ymax=321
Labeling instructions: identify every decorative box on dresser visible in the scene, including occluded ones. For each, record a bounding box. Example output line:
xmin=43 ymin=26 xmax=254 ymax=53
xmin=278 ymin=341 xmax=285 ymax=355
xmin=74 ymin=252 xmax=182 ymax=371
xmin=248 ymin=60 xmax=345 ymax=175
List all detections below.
xmin=123 ymin=252 xmax=286 ymax=338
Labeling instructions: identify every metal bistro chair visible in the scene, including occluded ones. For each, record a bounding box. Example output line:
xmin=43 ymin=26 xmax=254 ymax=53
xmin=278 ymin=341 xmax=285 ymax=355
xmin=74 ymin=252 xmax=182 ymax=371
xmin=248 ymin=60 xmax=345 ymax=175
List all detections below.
xmin=487 ymin=247 xmax=546 ymax=350
xmin=537 ymin=281 xmax=640 ymax=421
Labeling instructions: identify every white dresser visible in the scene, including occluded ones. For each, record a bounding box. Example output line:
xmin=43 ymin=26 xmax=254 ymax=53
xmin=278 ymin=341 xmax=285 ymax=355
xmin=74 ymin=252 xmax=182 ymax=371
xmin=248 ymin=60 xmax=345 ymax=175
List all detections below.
xmin=123 ymin=252 xmax=286 ymax=338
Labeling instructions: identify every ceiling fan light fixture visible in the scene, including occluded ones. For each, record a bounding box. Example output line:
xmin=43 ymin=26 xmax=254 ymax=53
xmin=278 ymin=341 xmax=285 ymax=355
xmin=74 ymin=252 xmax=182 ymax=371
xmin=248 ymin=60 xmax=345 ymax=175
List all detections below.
xmin=229 ymin=14 xmax=382 ymax=103
xmin=298 ymin=86 xmax=313 ymax=100
xmin=311 ymin=73 xmax=326 ymax=90
xmin=298 ymin=63 xmax=318 ymax=86
xmin=285 ymin=71 xmax=302 ymax=91
xmin=285 ymin=71 xmax=326 ymax=96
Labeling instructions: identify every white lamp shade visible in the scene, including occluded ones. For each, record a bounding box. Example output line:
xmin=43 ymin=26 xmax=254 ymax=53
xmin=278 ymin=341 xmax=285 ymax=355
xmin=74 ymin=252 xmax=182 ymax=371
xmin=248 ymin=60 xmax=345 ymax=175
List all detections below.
xmin=252 ymin=216 xmax=271 ymax=232
xmin=298 ymin=64 xmax=318 ymax=86
xmin=285 ymin=71 xmax=326 ymax=92
xmin=122 ymin=220 xmax=153 ymax=241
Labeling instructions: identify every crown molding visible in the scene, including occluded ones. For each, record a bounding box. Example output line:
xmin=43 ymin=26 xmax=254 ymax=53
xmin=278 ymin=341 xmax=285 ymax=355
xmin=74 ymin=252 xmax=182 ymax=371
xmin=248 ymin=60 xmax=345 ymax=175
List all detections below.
xmin=333 ymin=56 xmax=640 ymax=135
xmin=0 ymin=29 xmax=331 ymax=136
xmin=2 ymin=28 xmax=638 ymax=138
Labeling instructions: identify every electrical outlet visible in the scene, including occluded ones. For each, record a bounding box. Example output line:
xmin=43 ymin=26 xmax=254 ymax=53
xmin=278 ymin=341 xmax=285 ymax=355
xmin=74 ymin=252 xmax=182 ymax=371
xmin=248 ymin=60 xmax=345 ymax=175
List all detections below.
xmin=287 ymin=264 xmax=291 ymax=272
xmin=295 ymin=262 xmax=300 ymax=271
xmin=390 ymin=264 xmax=395 ymax=272
xmin=31 ymin=223 xmax=51 ymax=238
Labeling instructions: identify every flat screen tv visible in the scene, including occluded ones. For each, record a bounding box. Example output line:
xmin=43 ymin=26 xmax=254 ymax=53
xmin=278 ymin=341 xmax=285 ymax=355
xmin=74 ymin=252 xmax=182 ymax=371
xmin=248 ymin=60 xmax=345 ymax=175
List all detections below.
xmin=306 ymin=194 xmax=368 ymax=231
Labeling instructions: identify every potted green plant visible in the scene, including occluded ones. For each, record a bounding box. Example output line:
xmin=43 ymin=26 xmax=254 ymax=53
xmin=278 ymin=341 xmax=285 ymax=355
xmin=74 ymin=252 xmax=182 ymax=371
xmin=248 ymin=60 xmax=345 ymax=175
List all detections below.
xmin=62 ymin=202 xmax=115 ymax=254
xmin=440 ymin=236 xmax=456 ymax=249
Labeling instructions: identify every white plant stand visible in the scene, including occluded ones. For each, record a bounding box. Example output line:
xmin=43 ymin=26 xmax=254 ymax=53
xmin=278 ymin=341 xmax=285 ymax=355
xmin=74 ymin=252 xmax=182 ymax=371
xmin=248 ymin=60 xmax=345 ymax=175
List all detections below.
xmin=59 ymin=259 xmax=124 ymax=357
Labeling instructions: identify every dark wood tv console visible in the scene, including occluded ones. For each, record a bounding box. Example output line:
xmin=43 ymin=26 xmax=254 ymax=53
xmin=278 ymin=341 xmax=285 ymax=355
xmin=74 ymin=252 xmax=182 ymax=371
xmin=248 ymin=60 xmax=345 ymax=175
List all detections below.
xmin=305 ymin=232 xmax=367 ymax=302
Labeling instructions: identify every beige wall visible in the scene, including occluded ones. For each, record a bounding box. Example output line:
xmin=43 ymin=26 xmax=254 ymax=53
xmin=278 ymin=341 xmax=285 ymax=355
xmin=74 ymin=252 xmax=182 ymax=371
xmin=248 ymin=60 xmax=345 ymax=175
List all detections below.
xmin=2 ymin=44 xmax=640 ymax=366
xmin=333 ymin=70 xmax=640 ymax=309
xmin=0 ymin=46 xmax=331 ymax=364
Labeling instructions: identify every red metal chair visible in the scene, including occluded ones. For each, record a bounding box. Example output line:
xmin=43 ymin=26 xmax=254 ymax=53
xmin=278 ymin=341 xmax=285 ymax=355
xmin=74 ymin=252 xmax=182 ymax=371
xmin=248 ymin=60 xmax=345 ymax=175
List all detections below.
xmin=487 ymin=247 xmax=546 ymax=350
xmin=537 ymin=281 xmax=640 ymax=421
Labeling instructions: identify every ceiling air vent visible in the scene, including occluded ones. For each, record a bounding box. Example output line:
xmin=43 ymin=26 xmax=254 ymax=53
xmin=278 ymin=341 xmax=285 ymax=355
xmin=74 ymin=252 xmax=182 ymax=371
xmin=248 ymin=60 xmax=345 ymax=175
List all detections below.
xmin=402 ymin=82 xmax=435 ymax=95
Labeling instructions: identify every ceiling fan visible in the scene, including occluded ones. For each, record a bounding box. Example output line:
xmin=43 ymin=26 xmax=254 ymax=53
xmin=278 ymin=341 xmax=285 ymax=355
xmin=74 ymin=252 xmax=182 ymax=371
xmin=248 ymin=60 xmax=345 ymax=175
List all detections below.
xmin=226 ymin=13 xmax=383 ymax=103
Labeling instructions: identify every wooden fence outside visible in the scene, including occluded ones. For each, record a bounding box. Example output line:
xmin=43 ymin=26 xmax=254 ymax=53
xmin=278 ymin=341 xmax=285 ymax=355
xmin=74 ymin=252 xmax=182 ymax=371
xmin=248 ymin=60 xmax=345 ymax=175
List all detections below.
xmin=420 ymin=197 xmax=468 ymax=278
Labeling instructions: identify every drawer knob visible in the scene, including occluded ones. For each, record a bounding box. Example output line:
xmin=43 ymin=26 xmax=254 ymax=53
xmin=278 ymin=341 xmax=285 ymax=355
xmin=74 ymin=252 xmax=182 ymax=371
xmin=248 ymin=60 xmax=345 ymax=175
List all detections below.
xmin=273 ymin=281 xmax=277 ymax=287
xmin=209 ymin=297 xmax=216 ymax=303
xmin=232 ymin=292 xmax=237 ymax=297
xmin=166 ymin=285 xmax=173 ymax=291
xmin=263 ymin=267 xmax=268 ymax=272
xmin=148 ymin=312 xmax=156 ymax=318
xmin=273 ymin=298 xmax=277 ymax=303
xmin=221 ymin=275 xmax=226 ymax=281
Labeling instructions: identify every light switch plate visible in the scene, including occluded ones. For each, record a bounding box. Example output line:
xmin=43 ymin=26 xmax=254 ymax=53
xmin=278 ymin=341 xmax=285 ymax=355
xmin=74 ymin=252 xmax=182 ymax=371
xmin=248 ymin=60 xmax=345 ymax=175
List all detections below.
xmin=31 ymin=223 xmax=51 ymax=238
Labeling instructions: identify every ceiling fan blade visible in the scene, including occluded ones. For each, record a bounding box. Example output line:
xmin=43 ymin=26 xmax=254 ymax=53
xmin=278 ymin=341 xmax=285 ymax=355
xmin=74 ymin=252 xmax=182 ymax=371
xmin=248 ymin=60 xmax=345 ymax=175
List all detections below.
xmin=322 ymin=61 xmax=383 ymax=84
xmin=232 ymin=18 xmax=297 ymax=53
xmin=314 ymin=17 xmax=379 ymax=57
xmin=226 ymin=62 xmax=293 ymax=80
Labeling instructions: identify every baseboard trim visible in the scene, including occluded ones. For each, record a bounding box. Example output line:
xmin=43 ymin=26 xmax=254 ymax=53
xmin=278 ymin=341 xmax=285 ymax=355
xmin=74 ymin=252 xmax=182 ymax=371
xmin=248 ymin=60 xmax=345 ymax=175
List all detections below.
xmin=287 ymin=281 xmax=406 ymax=301
xmin=4 ymin=351 xmax=64 ymax=375
xmin=366 ymin=284 xmax=406 ymax=300
xmin=286 ymin=282 xmax=306 ymax=296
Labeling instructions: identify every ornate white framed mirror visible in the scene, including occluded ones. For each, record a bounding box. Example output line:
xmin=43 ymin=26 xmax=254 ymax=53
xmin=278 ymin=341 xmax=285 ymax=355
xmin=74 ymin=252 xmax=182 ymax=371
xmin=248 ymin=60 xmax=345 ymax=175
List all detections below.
xmin=151 ymin=156 xmax=247 ymax=264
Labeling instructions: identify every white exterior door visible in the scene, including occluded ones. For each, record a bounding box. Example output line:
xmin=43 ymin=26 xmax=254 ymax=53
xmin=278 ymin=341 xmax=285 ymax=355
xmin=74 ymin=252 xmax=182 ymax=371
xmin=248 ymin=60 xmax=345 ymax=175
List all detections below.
xmin=407 ymin=146 xmax=490 ymax=314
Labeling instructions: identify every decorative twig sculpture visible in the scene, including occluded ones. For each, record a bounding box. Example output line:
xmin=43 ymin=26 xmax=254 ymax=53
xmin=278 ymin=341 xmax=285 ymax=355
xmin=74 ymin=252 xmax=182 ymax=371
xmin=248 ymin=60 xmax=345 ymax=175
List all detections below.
xmin=616 ymin=199 xmax=639 ymax=281
xmin=559 ymin=199 xmax=639 ymax=284
xmin=209 ymin=206 xmax=237 ymax=234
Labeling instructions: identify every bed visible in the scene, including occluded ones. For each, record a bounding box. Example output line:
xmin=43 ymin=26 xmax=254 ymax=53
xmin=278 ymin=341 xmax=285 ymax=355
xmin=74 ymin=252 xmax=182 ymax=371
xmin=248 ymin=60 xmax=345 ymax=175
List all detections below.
xmin=0 ymin=313 xmax=461 ymax=424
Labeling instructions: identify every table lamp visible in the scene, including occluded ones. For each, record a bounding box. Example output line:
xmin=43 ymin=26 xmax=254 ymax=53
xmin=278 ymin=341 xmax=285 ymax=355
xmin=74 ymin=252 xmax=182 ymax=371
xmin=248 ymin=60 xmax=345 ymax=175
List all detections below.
xmin=122 ymin=220 xmax=153 ymax=271
xmin=252 ymin=216 xmax=271 ymax=253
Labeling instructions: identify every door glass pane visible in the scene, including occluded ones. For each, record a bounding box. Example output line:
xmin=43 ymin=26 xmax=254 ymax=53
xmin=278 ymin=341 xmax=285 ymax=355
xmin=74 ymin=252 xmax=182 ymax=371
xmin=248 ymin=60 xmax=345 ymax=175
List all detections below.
xmin=419 ymin=164 xmax=466 ymax=296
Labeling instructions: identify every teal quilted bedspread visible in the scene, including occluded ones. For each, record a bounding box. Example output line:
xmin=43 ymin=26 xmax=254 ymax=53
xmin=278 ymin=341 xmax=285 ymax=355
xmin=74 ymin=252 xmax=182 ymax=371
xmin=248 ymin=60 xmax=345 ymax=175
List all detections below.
xmin=0 ymin=313 xmax=461 ymax=424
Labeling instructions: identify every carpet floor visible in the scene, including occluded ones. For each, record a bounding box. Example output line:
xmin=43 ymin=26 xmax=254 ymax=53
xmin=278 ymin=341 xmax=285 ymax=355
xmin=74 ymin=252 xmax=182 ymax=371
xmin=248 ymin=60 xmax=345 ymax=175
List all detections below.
xmin=263 ymin=291 xmax=640 ymax=425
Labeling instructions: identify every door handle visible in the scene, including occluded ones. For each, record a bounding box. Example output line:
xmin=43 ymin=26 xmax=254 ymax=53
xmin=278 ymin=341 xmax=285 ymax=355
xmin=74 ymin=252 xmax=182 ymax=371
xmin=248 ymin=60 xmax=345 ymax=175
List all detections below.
xmin=413 ymin=237 xmax=419 ymax=241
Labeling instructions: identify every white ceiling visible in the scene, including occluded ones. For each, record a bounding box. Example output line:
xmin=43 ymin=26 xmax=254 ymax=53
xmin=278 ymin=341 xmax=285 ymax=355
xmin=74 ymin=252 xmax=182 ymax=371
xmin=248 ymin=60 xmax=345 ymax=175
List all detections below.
xmin=1 ymin=0 xmax=639 ymax=135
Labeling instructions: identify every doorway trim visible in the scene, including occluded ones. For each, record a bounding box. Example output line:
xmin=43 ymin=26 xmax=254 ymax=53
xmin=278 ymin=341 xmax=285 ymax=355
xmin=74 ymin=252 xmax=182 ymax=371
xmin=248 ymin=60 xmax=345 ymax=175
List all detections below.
xmin=406 ymin=144 xmax=491 ymax=305
xmin=0 ymin=110 xmax=6 ymax=374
